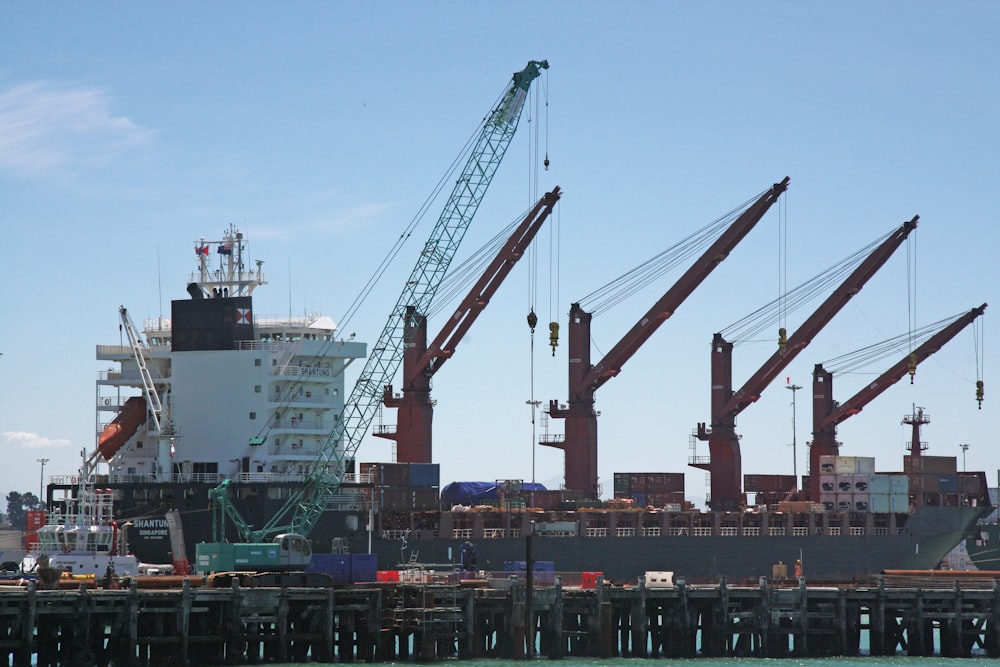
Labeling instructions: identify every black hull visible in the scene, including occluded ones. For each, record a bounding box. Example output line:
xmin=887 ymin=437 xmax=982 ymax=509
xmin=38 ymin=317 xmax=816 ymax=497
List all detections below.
xmin=352 ymin=505 xmax=985 ymax=584
xmin=77 ymin=480 xmax=988 ymax=584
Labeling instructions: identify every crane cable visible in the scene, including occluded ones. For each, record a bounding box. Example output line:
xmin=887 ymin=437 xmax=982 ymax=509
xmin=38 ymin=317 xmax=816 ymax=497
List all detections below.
xmin=777 ymin=191 xmax=788 ymax=353
xmin=906 ymin=232 xmax=918 ymax=382
xmin=975 ymin=314 xmax=985 ymax=409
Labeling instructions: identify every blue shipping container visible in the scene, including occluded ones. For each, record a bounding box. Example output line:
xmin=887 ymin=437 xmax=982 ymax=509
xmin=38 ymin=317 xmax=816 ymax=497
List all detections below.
xmin=869 ymin=474 xmax=891 ymax=495
xmin=938 ymin=474 xmax=958 ymax=493
xmin=351 ymin=553 xmax=377 ymax=583
xmin=408 ymin=463 xmax=441 ymax=488
xmin=307 ymin=554 xmax=352 ymax=584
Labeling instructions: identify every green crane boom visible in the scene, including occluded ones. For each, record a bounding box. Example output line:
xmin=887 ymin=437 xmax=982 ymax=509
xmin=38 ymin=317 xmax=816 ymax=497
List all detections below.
xmin=235 ymin=60 xmax=548 ymax=544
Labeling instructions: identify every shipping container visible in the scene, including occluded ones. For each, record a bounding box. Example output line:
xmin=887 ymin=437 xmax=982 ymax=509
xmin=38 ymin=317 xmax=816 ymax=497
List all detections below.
xmin=904 ymin=455 xmax=957 ymax=475
xmin=836 ymin=495 xmax=853 ymax=512
xmin=613 ymin=473 xmax=630 ymax=495
xmin=869 ymin=474 xmax=891 ymax=495
xmin=819 ymin=475 xmax=837 ymax=494
xmin=835 ymin=456 xmax=857 ymax=475
xmin=853 ymin=475 xmax=870 ymax=493
xmin=890 ymin=474 xmax=909 ymax=493
xmin=819 ymin=455 xmax=836 ymax=474
xmin=408 ymin=463 xmax=440 ymax=488
xmin=351 ymin=553 xmax=377 ymax=583
xmin=308 ymin=554 xmax=352 ymax=584
xmin=959 ymin=473 xmax=982 ymax=495
xmin=855 ymin=457 xmax=876 ymax=474
xmin=581 ymin=571 xmax=604 ymax=589
xmin=890 ymin=494 xmax=910 ymax=513
xmin=744 ymin=474 xmax=795 ymax=493
xmin=869 ymin=494 xmax=890 ymax=513
xmin=26 ymin=510 xmax=46 ymax=531
xmin=938 ymin=474 xmax=958 ymax=493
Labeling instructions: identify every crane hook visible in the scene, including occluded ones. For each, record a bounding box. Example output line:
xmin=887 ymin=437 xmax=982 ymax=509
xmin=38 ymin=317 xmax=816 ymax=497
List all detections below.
xmin=549 ymin=321 xmax=559 ymax=356
xmin=907 ymin=353 xmax=917 ymax=384
xmin=777 ymin=327 xmax=787 ymax=354
xmin=544 ymin=154 xmax=550 ymax=171
xmin=527 ymin=310 xmax=538 ymax=333
xmin=976 ymin=380 xmax=984 ymax=410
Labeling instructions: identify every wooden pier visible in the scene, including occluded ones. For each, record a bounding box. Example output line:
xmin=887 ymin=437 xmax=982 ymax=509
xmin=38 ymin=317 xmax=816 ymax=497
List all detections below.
xmin=1 ymin=575 xmax=999 ymax=665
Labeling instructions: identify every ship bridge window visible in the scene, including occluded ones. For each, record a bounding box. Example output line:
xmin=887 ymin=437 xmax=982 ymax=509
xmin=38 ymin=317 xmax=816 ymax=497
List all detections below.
xmin=255 ymin=385 xmax=262 ymax=393
xmin=255 ymin=358 xmax=262 ymax=366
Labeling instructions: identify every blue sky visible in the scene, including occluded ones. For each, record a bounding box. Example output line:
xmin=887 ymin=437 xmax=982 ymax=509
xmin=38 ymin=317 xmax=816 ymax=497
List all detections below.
xmin=1 ymin=1 xmax=997 ymax=506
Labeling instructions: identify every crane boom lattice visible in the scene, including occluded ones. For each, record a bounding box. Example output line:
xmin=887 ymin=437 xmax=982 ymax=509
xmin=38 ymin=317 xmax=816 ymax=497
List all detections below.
xmin=244 ymin=60 xmax=549 ymax=543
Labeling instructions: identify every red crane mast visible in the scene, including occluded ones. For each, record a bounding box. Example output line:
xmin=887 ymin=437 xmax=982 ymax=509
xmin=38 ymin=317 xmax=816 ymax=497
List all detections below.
xmin=544 ymin=178 xmax=789 ymax=498
xmin=377 ymin=187 xmax=562 ymax=463
xmin=808 ymin=302 xmax=986 ymax=500
xmin=696 ymin=216 xmax=918 ymax=510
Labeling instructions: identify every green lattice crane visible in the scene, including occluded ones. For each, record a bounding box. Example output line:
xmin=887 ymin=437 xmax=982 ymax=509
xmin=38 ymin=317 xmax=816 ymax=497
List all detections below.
xmin=203 ymin=61 xmax=548 ymax=555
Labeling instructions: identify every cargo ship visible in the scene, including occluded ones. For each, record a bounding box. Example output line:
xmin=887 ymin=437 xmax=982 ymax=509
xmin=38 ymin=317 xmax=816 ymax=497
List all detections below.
xmin=43 ymin=227 xmax=990 ymax=585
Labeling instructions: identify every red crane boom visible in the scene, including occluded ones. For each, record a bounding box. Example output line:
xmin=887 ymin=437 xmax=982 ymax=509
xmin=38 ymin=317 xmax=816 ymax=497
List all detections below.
xmin=696 ymin=216 xmax=918 ymax=510
xmin=376 ymin=187 xmax=562 ymax=463
xmin=544 ymin=178 xmax=789 ymax=497
xmin=808 ymin=302 xmax=986 ymax=500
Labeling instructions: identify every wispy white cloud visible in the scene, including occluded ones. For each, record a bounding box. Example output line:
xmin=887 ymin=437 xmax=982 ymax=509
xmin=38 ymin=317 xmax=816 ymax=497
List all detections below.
xmin=3 ymin=431 xmax=72 ymax=449
xmin=0 ymin=81 xmax=154 ymax=175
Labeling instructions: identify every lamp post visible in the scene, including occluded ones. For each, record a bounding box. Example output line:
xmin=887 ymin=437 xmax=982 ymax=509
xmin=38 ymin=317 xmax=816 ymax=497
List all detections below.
xmin=959 ymin=443 xmax=970 ymax=472
xmin=786 ymin=384 xmax=802 ymax=489
xmin=36 ymin=458 xmax=49 ymax=504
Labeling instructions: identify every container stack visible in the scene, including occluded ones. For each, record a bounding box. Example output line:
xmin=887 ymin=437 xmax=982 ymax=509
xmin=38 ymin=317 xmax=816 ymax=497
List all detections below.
xmin=359 ymin=462 xmax=440 ymax=512
xmin=613 ymin=472 xmax=685 ymax=507
xmin=817 ymin=455 xmax=894 ymax=512
xmin=904 ymin=455 xmax=964 ymax=506
xmin=744 ymin=474 xmax=797 ymax=506
xmin=867 ymin=473 xmax=910 ymax=513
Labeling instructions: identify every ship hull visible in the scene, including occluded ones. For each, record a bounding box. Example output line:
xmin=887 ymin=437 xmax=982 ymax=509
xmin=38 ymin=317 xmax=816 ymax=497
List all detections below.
xmin=350 ymin=505 xmax=985 ymax=584
xmin=80 ymin=481 xmax=986 ymax=583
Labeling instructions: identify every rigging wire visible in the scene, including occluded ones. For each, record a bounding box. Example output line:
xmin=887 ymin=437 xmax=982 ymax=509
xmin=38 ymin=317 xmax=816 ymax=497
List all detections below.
xmin=719 ymin=230 xmax=895 ymax=345
xmin=820 ymin=310 xmax=969 ymax=375
xmin=238 ymin=78 xmax=517 ymax=454
xmin=576 ymin=191 xmax=765 ymax=317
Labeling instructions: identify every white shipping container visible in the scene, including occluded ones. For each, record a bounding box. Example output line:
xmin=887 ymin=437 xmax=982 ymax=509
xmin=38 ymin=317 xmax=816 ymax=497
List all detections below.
xmin=819 ymin=474 xmax=837 ymax=494
xmin=835 ymin=456 xmax=857 ymax=475
xmin=819 ymin=455 xmax=836 ymax=474
xmin=855 ymin=457 xmax=876 ymax=474
xmin=853 ymin=475 xmax=870 ymax=493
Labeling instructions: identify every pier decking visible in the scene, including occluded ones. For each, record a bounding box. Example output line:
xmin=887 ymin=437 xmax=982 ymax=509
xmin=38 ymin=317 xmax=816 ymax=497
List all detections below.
xmin=1 ymin=575 xmax=999 ymax=665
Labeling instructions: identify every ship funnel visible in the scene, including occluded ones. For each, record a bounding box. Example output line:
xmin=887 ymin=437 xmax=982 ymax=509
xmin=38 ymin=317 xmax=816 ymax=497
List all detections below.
xmin=186 ymin=283 xmax=204 ymax=299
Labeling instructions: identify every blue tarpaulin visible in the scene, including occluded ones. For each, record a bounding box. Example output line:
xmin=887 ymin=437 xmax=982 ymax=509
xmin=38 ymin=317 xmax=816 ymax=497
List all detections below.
xmin=440 ymin=481 xmax=547 ymax=507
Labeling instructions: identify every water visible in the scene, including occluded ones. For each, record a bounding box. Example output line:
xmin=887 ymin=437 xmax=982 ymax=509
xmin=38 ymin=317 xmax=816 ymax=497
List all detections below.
xmin=211 ymin=660 xmax=989 ymax=667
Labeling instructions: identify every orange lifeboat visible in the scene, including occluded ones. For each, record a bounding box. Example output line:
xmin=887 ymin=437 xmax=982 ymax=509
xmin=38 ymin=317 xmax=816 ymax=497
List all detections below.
xmin=98 ymin=396 xmax=147 ymax=460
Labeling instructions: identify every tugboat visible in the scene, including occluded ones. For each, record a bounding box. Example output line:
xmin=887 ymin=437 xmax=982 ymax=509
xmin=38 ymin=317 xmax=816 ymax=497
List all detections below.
xmin=29 ymin=477 xmax=139 ymax=582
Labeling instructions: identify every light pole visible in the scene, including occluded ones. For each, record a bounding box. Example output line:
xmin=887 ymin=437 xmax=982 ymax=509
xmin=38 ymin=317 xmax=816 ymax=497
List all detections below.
xmin=36 ymin=458 xmax=49 ymax=504
xmin=786 ymin=384 xmax=802 ymax=489
xmin=959 ymin=443 xmax=970 ymax=472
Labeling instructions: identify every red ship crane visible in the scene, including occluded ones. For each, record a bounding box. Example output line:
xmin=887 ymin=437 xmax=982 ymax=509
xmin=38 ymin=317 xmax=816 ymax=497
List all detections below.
xmin=544 ymin=178 xmax=789 ymax=498
xmin=808 ymin=302 xmax=986 ymax=500
xmin=376 ymin=187 xmax=562 ymax=463
xmin=696 ymin=216 xmax=918 ymax=510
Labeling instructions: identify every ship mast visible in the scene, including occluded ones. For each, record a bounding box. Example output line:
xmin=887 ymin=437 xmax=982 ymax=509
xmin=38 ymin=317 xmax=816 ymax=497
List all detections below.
xmin=190 ymin=223 xmax=266 ymax=299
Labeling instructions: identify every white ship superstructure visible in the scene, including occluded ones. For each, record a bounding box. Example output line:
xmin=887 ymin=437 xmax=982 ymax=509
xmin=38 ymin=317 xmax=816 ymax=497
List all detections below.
xmin=94 ymin=225 xmax=366 ymax=486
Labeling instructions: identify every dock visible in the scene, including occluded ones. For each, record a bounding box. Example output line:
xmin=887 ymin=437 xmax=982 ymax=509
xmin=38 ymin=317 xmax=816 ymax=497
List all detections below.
xmin=1 ymin=574 xmax=999 ymax=665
